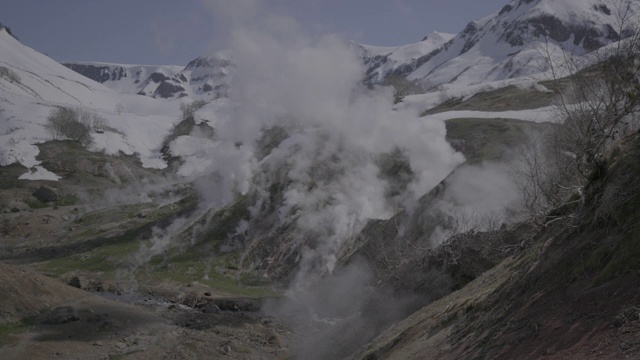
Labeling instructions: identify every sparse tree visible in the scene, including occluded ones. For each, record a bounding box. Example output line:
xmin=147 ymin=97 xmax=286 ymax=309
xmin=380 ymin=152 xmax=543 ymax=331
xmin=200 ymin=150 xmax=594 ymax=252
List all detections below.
xmin=516 ymin=2 xmax=640 ymax=218
xmin=92 ymin=114 xmax=108 ymax=133
xmin=46 ymin=107 xmax=93 ymax=146
xmin=509 ymin=128 xmax=579 ymax=218
xmin=545 ymin=2 xmax=640 ymax=185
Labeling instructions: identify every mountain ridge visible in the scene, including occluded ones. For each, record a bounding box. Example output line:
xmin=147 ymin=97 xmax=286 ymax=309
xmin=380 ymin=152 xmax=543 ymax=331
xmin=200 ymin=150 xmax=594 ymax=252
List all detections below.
xmin=59 ymin=0 xmax=639 ymax=99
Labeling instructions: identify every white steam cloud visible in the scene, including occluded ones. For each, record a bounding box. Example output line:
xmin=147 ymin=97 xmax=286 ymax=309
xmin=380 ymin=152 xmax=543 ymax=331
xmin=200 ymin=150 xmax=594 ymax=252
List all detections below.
xmin=185 ymin=0 xmax=464 ymax=286
xmin=430 ymin=162 xmax=521 ymax=244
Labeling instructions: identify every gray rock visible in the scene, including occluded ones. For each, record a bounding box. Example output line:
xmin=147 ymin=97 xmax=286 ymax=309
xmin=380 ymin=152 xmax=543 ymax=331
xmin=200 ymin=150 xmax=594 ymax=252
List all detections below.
xmin=32 ymin=186 xmax=58 ymax=202
xmin=201 ymin=303 xmax=221 ymax=314
xmin=42 ymin=306 xmax=79 ymax=324
xmin=68 ymin=276 xmax=82 ymax=289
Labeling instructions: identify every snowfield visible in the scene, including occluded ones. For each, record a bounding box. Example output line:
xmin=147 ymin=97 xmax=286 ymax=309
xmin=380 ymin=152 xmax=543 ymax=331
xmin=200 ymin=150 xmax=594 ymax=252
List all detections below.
xmin=0 ymin=28 xmax=183 ymax=179
xmin=0 ymin=24 xmax=563 ymax=184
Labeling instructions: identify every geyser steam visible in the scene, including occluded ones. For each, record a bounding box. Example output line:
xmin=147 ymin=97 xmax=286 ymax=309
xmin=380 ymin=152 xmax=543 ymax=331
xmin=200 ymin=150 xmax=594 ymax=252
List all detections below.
xmin=186 ymin=0 xmax=464 ymax=286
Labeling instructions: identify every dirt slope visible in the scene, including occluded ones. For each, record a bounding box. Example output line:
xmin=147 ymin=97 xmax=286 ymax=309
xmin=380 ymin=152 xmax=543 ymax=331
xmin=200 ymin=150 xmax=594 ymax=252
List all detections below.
xmin=351 ymin=133 xmax=640 ymax=359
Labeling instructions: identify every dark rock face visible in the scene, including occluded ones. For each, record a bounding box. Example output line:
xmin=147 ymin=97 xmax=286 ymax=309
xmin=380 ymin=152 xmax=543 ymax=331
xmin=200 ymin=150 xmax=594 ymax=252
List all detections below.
xmin=526 ymin=14 xmax=619 ymax=51
xmin=499 ymin=4 xmax=513 ymax=16
xmin=184 ymin=56 xmax=230 ymax=71
xmin=63 ymin=64 xmax=127 ymax=83
xmin=202 ymin=83 xmax=213 ymax=92
xmin=154 ymin=82 xmax=185 ymax=98
xmin=32 ymin=185 xmax=58 ymax=202
xmin=518 ymin=0 xmax=536 ymax=6
xmin=68 ymin=276 xmax=82 ymax=289
xmin=594 ymin=4 xmax=612 ymax=15
xmin=149 ymin=72 xmax=169 ymax=83
xmin=64 ymin=64 xmax=115 ymax=83
xmin=496 ymin=2 xmax=624 ymax=51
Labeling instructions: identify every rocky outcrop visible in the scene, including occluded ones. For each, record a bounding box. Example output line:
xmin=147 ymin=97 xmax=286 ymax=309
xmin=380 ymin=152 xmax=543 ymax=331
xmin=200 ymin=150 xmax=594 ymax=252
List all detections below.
xmin=32 ymin=185 xmax=58 ymax=202
xmin=41 ymin=306 xmax=80 ymax=324
xmin=64 ymin=54 xmax=233 ymax=100
xmin=63 ymin=63 xmax=127 ymax=83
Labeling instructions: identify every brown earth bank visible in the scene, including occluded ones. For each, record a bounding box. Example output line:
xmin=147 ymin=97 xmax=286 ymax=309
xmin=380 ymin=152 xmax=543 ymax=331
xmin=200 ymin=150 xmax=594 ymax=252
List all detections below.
xmin=0 ymin=262 xmax=293 ymax=359
xmin=350 ymin=133 xmax=640 ymax=359
xmin=0 ymin=141 xmax=294 ymax=359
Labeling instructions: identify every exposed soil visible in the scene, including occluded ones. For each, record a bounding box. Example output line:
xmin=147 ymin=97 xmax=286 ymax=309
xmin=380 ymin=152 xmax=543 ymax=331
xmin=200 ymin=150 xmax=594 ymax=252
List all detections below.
xmin=0 ymin=142 xmax=294 ymax=359
xmin=0 ymin=262 xmax=294 ymax=359
xmin=349 ymin=133 xmax=640 ymax=360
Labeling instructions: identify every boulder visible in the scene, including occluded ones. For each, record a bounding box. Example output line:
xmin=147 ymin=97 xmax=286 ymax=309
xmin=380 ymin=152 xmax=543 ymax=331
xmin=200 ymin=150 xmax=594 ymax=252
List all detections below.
xmin=41 ymin=306 xmax=79 ymax=324
xmin=200 ymin=302 xmax=222 ymax=314
xmin=32 ymin=186 xmax=58 ymax=202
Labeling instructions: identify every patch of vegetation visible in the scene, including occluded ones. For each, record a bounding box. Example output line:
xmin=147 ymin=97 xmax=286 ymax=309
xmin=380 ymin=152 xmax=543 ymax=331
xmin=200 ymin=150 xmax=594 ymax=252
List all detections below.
xmin=35 ymin=140 xmax=157 ymax=184
xmin=38 ymin=202 xmax=186 ymax=275
xmin=144 ymin=252 xmax=276 ymax=297
xmin=0 ymin=316 xmax=36 ymax=345
xmin=25 ymin=193 xmax=79 ymax=209
xmin=46 ymin=107 xmax=93 ymax=146
xmin=202 ymin=197 xmax=251 ymax=243
xmin=0 ymin=163 xmax=27 ymax=189
xmin=43 ymin=235 xmax=144 ymax=276
xmin=422 ymin=84 xmax=558 ymax=115
xmin=445 ymin=117 xmax=549 ymax=163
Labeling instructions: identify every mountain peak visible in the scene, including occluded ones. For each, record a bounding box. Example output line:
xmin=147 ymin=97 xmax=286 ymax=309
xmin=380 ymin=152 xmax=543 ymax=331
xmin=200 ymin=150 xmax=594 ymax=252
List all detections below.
xmin=0 ymin=23 xmax=17 ymax=40
xmin=361 ymin=0 xmax=639 ymax=89
xmin=421 ymin=31 xmax=456 ymax=43
xmin=184 ymin=55 xmax=230 ymax=71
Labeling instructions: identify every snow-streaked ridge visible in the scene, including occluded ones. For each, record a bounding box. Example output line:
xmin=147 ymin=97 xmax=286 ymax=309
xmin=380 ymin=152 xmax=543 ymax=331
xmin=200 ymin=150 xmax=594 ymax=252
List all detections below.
xmin=0 ymin=28 xmax=183 ymax=179
xmin=64 ymin=53 xmax=233 ymax=101
xmin=360 ymin=0 xmax=639 ymax=89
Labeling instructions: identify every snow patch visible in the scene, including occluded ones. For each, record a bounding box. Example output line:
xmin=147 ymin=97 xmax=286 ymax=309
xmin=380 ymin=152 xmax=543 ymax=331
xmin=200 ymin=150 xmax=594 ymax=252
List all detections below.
xmin=18 ymin=165 xmax=60 ymax=181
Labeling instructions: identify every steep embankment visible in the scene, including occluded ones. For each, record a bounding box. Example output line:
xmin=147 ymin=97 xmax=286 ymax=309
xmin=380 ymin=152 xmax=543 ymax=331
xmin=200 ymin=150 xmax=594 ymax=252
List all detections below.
xmin=352 ymin=132 xmax=640 ymax=359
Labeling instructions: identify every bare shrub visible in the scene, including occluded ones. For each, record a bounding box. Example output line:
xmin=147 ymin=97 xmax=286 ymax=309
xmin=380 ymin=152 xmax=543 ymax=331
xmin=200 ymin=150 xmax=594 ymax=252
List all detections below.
xmin=92 ymin=114 xmax=109 ymax=133
xmin=517 ymin=3 xmax=640 ymax=218
xmin=509 ymin=128 xmax=576 ymax=218
xmin=546 ymin=3 xmax=640 ymax=183
xmin=46 ymin=107 xmax=92 ymax=146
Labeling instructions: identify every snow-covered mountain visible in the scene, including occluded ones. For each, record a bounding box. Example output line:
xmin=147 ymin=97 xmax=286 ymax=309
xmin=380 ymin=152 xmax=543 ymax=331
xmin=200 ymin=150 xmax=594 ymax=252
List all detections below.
xmin=63 ymin=54 xmax=232 ymax=100
xmin=361 ymin=0 xmax=640 ymax=88
xmin=0 ymin=27 xmax=183 ymax=179
xmin=355 ymin=31 xmax=456 ymax=85
xmin=63 ymin=0 xmax=639 ymax=100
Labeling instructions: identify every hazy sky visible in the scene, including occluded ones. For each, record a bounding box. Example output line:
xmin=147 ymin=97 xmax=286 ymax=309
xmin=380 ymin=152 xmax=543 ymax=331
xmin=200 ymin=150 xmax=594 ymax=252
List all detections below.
xmin=2 ymin=0 xmax=509 ymax=65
